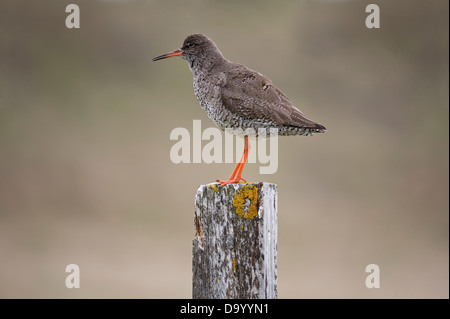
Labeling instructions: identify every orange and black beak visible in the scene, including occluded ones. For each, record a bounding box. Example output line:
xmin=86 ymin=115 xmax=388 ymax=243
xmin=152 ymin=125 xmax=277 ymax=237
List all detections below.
xmin=152 ymin=49 xmax=183 ymax=61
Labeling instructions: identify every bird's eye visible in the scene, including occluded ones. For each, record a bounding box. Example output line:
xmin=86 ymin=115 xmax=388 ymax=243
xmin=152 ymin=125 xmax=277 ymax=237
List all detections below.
xmin=184 ymin=43 xmax=195 ymax=49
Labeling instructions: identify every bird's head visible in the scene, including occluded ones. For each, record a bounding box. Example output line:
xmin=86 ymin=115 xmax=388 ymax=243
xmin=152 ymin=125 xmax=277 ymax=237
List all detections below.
xmin=152 ymin=34 xmax=225 ymax=70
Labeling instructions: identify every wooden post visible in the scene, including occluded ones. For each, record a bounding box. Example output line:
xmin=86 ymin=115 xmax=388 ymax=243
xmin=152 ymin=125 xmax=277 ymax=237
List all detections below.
xmin=193 ymin=182 xmax=278 ymax=299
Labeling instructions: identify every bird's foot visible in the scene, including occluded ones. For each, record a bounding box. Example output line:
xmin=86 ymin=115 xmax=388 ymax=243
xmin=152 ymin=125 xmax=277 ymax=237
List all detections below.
xmin=216 ymin=177 xmax=246 ymax=187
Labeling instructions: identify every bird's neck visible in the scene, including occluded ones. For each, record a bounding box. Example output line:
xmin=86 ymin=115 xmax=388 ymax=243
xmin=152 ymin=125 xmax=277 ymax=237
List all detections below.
xmin=188 ymin=54 xmax=226 ymax=77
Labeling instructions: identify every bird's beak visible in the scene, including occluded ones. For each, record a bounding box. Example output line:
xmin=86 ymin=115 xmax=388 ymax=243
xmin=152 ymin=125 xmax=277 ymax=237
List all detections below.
xmin=152 ymin=49 xmax=183 ymax=61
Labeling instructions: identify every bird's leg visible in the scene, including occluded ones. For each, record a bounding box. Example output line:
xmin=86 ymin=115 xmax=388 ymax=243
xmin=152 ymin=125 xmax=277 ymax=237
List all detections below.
xmin=217 ymin=136 xmax=250 ymax=186
xmin=224 ymin=150 xmax=247 ymax=181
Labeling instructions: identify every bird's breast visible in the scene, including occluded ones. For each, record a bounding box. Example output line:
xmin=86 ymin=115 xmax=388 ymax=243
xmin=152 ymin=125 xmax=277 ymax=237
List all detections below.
xmin=192 ymin=73 xmax=225 ymax=121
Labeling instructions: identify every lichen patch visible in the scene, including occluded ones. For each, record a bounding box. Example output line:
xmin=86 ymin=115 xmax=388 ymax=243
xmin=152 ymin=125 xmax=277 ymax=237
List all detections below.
xmin=232 ymin=185 xmax=258 ymax=219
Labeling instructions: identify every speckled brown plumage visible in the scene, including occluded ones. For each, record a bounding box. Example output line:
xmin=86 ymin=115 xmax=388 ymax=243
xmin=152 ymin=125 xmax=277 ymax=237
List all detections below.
xmin=153 ymin=34 xmax=326 ymax=137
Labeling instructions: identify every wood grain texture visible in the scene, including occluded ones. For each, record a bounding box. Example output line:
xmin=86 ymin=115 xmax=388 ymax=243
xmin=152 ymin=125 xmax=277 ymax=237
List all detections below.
xmin=193 ymin=182 xmax=277 ymax=299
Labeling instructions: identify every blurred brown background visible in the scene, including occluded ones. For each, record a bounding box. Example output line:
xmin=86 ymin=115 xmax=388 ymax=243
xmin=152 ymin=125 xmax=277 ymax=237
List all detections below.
xmin=0 ymin=0 xmax=448 ymax=298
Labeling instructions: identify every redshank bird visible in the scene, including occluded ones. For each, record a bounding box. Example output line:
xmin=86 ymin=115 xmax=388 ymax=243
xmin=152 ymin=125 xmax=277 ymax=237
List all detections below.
xmin=153 ymin=34 xmax=326 ymax=186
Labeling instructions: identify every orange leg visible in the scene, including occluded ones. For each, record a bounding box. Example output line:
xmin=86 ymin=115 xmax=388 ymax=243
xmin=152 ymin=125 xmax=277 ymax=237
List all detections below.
xmin=217 ymin=136 xmax=250 ymax=186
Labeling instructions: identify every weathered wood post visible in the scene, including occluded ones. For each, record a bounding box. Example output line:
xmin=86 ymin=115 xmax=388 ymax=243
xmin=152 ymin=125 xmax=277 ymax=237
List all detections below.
xmin=193 ymin=182 xmax=278 ymax=299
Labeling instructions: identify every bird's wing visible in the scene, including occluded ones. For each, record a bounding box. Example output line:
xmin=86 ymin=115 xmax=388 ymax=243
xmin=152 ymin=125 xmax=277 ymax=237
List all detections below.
xmin=220 ymin=64 xmax=325 ymax=130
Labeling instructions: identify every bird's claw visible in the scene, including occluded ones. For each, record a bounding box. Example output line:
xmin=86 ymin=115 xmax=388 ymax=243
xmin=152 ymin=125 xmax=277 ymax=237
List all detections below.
xmin=216 ymin=177 xmax=246 ymax=187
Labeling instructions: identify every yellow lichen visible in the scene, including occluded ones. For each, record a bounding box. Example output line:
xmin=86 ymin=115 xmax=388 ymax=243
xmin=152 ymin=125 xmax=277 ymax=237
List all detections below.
xmin=232 ymin=258 xmax=236 ymax=271
xmin=208 ymin=184 xmax=219 ymax=192
xmin=232 ymin=185 xmax=258 ymax=219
